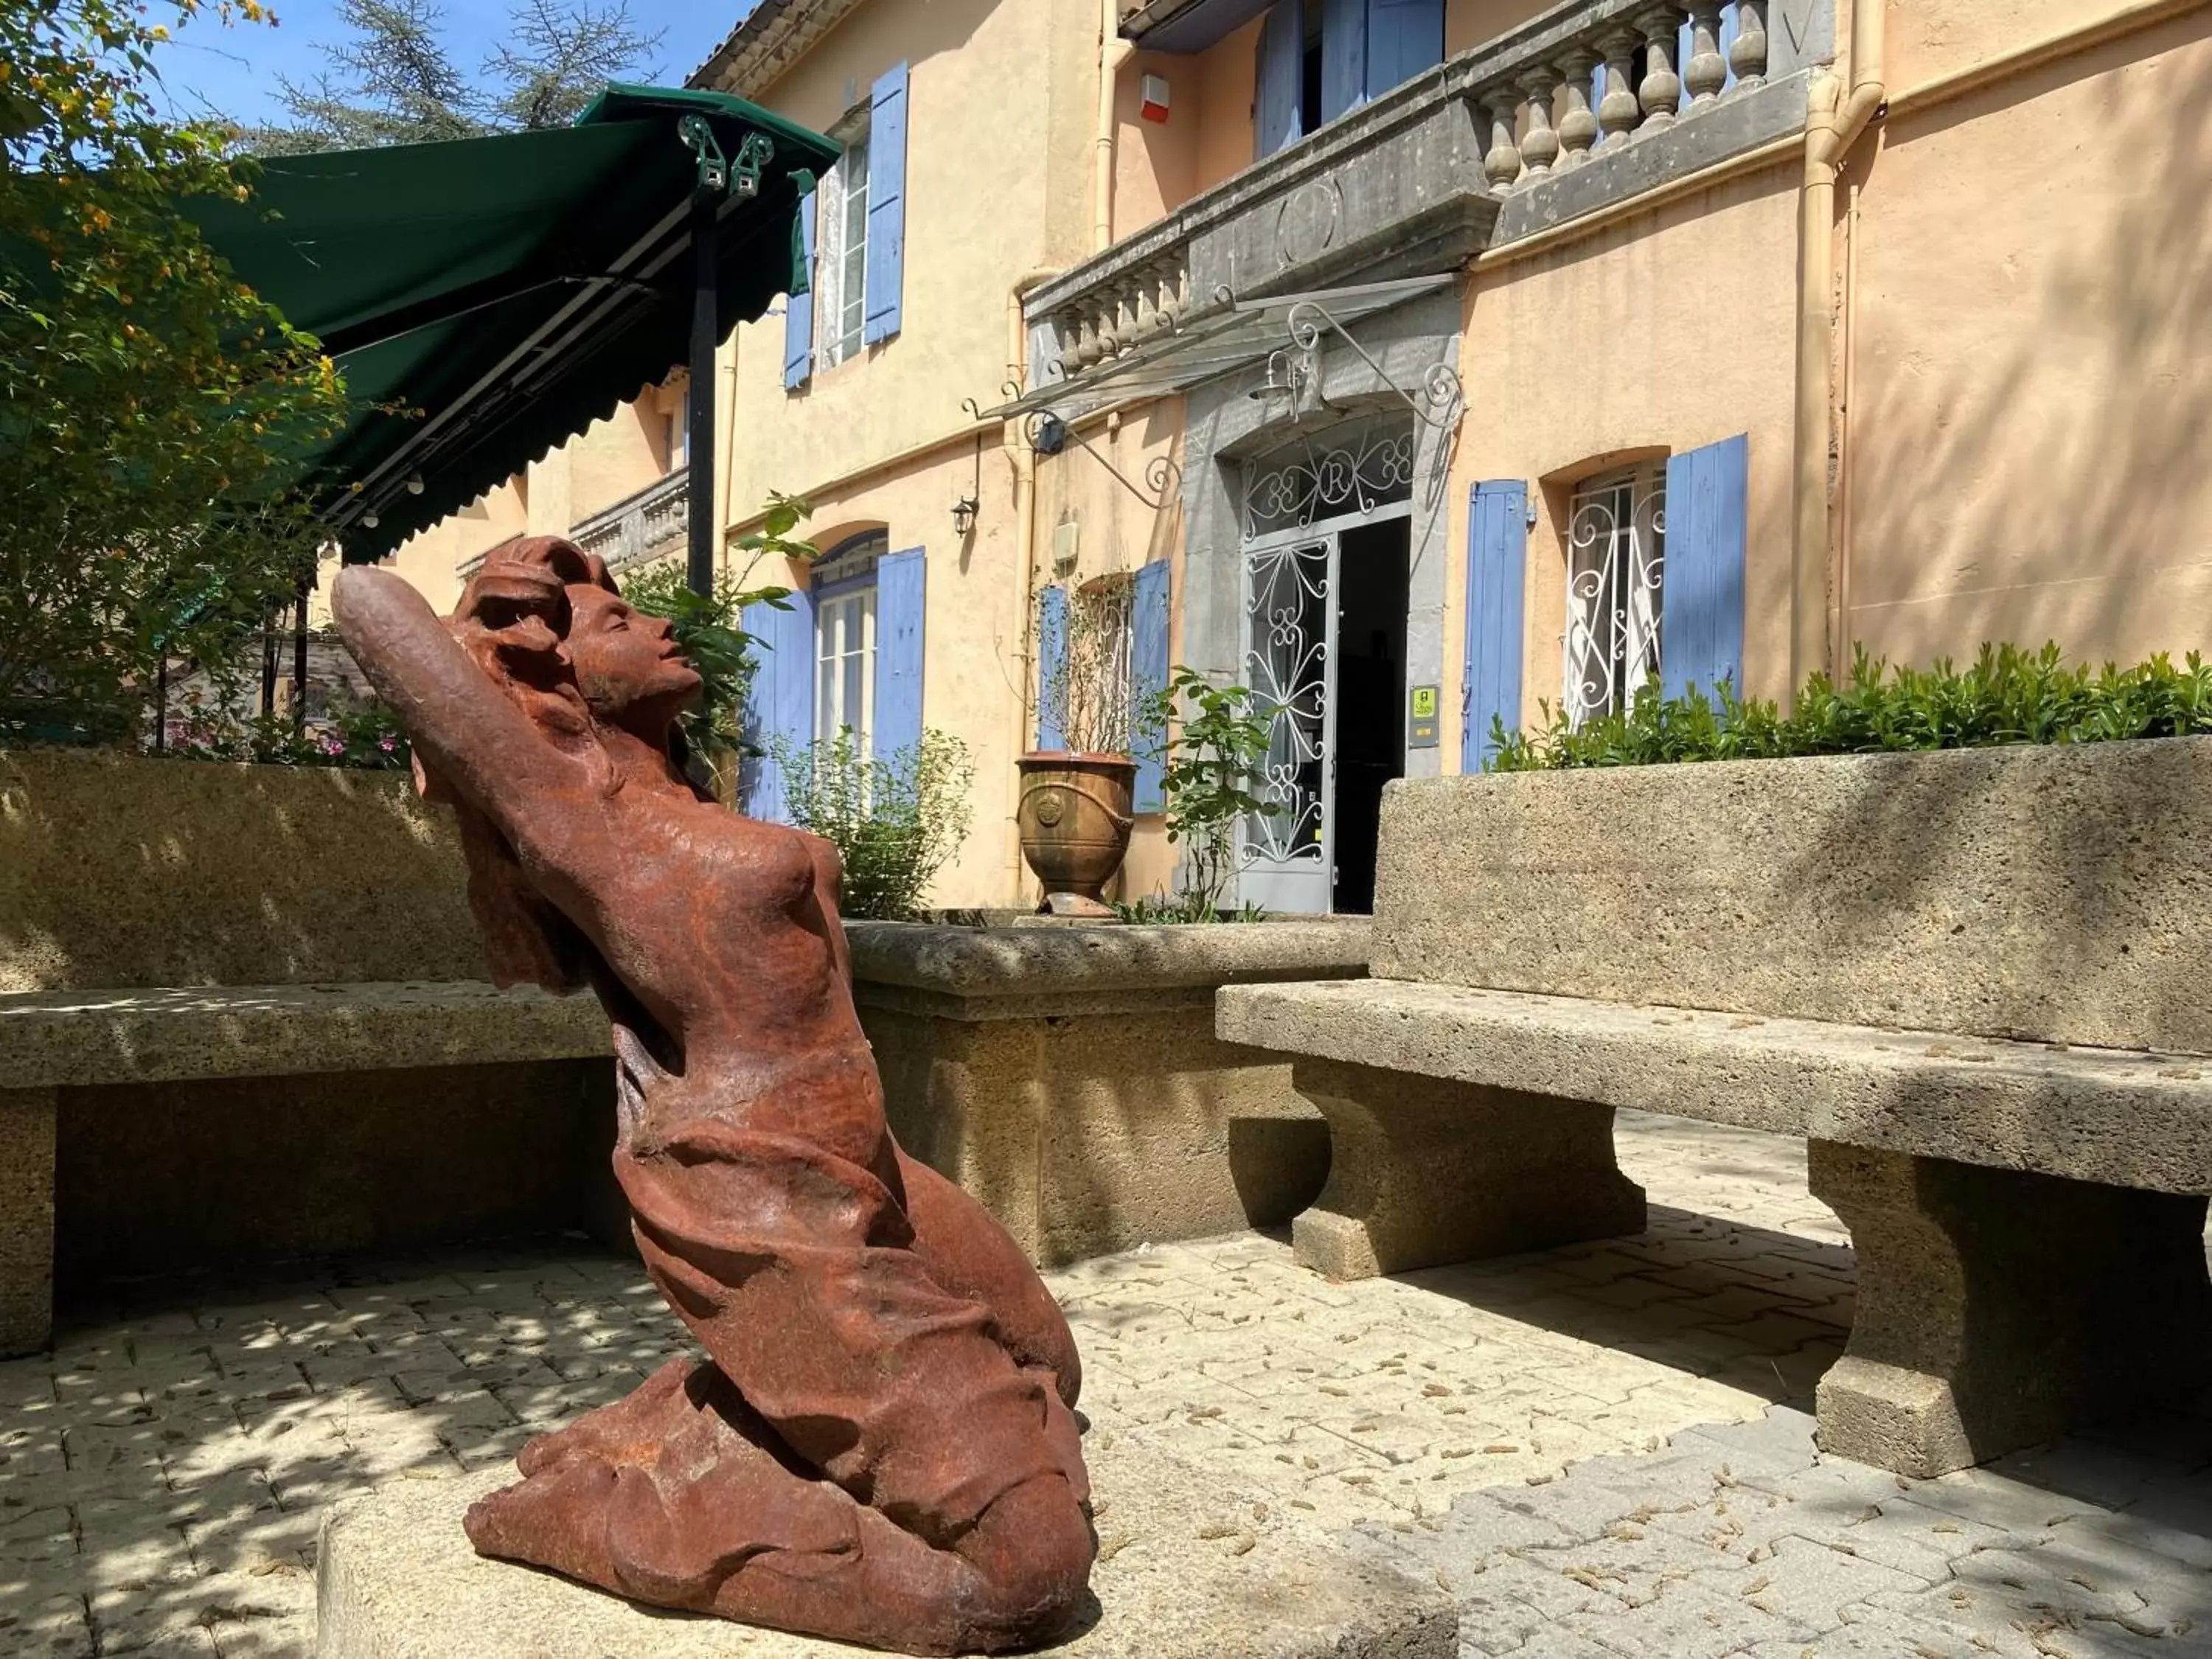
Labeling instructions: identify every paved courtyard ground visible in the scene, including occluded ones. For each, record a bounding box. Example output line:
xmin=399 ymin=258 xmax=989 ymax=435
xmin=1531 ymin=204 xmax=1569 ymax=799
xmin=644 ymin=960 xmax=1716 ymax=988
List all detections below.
xmin=4 ymin=1113 xmax=2208 ymax=1657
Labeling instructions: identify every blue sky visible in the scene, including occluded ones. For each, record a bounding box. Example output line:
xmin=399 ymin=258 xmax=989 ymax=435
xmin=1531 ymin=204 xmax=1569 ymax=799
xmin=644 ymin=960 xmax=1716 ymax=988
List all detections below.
xmin=150 ymin=1 xmax=756 ymax=128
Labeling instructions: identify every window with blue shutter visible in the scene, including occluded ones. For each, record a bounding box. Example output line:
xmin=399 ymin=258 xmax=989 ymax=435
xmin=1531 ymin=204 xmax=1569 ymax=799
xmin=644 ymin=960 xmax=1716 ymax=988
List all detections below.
xmin=1130 ymin=562 xmax=1171 ymax=812
xmin=873 ymin=547 xmax=925 ymax=765
xmin=1660 ymin=434 xmax=1748 ymax=707
xmin=863 ymin=63 xmax=908 ymax=347
xmin=1366 ymin=0 xmax=1443 ymax=99
xmin=1461 ymin=480 xmax=1527 ymax=773
xmin=1255 ymin=1 xmax=1304 ymax=160
xmin=1321 ymin=0 xmax=1366 ymax=124
xmin=784 ymin=185 xmax=816 ymax=391
xmin=1034 ymin=585 xmax=1068 ymax=751
xmin=741 ymin=588 xmax=816 ymax=821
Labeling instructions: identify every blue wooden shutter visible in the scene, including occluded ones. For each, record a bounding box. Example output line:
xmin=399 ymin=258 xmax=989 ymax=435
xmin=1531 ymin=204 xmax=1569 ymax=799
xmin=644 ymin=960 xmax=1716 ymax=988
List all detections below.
xmin=1034 ymin=585 xmax=1068 ymax=751
xmin=1255 ymin=1 xmax=1303 ymax=160
xmin=1366 ymin=0 xmax=1442 ymax=97
xmin=1661 ymin=434 xmax=1749 ymax=706
xmin=1461 ymin=480 xmax=1527 ymax=772
xmin=1321 ymin=0 xmax=1366 ymax=124
xmin=863 ymin=63 xmax=908 ymax=347
xmin=741 ymin=587 xmax=816 ymax=821
xmin=1130 ymin=561 xmax=1171 ymax=812
xmin=873 ymin=547 xmax=925 ymax=766
xmin=784 ymin=187 xmax=816 ymax=390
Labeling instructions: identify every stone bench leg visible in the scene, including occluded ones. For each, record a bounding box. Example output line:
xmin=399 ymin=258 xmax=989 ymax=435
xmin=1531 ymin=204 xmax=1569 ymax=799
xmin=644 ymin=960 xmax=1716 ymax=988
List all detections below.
xmin=1288 ymin=1059 xmax=1645 ymax=1279
xmin=1809 ymin=1140 xmax=2212 ymax=1478
xmin=0 ymin=1088 xmax=56 ymax=1357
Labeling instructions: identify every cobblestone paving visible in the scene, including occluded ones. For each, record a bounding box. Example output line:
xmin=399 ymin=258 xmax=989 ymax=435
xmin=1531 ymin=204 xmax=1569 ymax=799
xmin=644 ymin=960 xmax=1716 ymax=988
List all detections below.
xmin=0 ymin=1114 xmax=2201 ymax=1658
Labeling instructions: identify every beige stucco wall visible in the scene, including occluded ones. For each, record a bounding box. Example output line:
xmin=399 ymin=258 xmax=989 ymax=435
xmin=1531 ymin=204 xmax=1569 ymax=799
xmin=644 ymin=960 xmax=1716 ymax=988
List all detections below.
xmin=1841 ymin=8 xmax=2212 ymax=669
xmin=1446 ymin=159 xmax=1803 ymax=754
xmin=1445 ymin=0 xmax=1554 ymax=56
xmin=722 ymin=0 xmax=1097 ymax=517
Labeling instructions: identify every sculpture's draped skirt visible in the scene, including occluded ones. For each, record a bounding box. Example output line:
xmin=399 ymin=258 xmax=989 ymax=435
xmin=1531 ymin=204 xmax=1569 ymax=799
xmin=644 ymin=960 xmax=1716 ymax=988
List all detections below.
xmin=462 ymin=1111 xmax=1093 ymax=1655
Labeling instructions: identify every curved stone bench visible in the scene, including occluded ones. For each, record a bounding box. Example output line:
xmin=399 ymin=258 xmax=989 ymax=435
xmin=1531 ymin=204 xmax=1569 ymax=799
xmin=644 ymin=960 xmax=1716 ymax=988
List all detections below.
xmin=1217 ymin=741 xmax=2212 ymax=1478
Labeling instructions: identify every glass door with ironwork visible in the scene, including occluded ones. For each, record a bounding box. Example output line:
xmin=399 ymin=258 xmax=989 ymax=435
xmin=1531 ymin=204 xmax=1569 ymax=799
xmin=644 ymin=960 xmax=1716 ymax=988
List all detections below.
xmin=1240 ymin=534 xmax=1338 ymax=913
xmin=1236 ymin=416 xmax=1415 ymax=914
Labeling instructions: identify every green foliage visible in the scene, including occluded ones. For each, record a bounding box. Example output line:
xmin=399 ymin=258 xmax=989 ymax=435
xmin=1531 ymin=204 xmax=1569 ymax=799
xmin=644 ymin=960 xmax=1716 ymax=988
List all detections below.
xmin=1108 ymin=892 xmax=1271 ymax=925
xmin=771 ymin=727 xmax=975 ymax=922
xmin=237 ymin=0 xmax=662 ymax=154
xmin=1134 ymin=667 xmax=1277 ymax=919
xmin=1488 ymin=644 xmax=2212 ymax=772
xmin=1 ymin=0 xmax=350 ymax=739
xmin=618 ymin=493 xmax=814 ymax=792
xmin=164 ymin=694 xmax=410 ymax=768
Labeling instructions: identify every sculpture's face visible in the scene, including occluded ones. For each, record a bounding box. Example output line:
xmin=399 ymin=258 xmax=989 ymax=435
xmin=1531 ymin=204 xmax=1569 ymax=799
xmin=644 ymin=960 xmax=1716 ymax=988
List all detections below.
xmin=565 ymin=585 xmax=701 ymax=723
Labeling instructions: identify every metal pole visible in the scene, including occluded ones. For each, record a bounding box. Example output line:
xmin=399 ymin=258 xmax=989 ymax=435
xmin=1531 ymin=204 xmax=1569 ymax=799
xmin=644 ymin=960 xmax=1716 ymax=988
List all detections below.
xmin=261 ymin=612 xmax=279 ymax=719
xmin=291 ymin=575 xmax=310 ymax=736
xmin=686 ymin=192 xmax=718 ymax=598
xmin=153 ymin=653 xmax=167 ymax=754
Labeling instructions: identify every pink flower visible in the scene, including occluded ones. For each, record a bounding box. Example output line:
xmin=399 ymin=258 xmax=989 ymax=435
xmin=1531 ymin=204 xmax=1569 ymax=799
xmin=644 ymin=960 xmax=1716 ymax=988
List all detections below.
xmin=322 ymin=737 xmax=346 ymax=756
xmin=378 ymin=736 xmax=397 ymax=751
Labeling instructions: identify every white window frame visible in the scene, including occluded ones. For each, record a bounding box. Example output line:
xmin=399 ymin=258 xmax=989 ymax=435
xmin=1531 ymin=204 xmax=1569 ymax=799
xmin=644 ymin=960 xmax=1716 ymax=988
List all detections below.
xmin=1562 ymin=460 xmax=1667 ymax=728
xmin=814 ymin=114 xmax=871 ymax=369
xmin=814 ymin=585 xmax=877 ymax=750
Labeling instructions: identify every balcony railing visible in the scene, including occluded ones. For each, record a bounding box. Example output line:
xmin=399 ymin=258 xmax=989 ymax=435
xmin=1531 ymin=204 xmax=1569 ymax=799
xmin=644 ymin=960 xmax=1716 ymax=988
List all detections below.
xmin=1025 ymin=0 xmax=1799 ymax=397
xmin=571 ymin=467 xmax=691 ymax=574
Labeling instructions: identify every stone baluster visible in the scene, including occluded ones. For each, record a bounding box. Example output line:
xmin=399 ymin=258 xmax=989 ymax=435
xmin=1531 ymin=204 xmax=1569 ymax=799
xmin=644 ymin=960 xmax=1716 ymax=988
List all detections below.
xmin=1113 ymin=282 xmax=1141 ymax=356
xmin=1730 ymin=0 xmax=1768 ymax=88
xmin=1482 ymin=91 xmax=1523 ymax=189
xmin=1071 ymin=310 xmax=1100 ymax=371
xmin=1595 ymin=31 xmax=1641 ymax=150
xmin=1683 ymin=4 xmax=1727 ymax=106
xmin=1637 ymin=7 xmax=1683 ymax=131
xmin=1166 ymin=262 xmax=1191 ymax=327
xmin=1557 ymin=49 xmax=1600 ymax=168
xmin=1517 ymin=69 xmax=1562 ymax=178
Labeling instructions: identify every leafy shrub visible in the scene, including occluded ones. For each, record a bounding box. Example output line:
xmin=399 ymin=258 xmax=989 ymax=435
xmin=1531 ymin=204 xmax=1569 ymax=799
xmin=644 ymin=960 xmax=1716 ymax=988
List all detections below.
xmin=1126 ymin=667 xmax=1277 ymax=921
xmin=161 ymin=695 xmax=410 ymax=769
xmin=1489 ymin=644 xmax=2212 ymax=771
xmin=771 ymin=726 xmax=975 ymax=921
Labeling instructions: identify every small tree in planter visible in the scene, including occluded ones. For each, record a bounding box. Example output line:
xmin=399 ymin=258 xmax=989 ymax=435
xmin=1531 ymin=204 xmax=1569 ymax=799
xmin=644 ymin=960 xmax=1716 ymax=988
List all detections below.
xmin=1118 ymin=667 xmax=1276 ymax=923
xmin=1018 ymin=577 xmax=1138 ymax=916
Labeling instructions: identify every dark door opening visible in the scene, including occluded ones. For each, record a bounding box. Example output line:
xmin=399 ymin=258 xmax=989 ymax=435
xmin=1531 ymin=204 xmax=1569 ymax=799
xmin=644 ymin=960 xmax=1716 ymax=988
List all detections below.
xmin=1331 ymin=516 xmax=1411 ymax=914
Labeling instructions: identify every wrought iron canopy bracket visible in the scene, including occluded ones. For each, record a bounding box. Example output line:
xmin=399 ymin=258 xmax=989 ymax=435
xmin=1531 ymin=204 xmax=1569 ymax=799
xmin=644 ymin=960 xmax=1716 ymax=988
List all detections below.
xmin=1020 ymin=408 xmax=1181 ymax=511
xmin=1258 ymin=296 xmax=1466 ymax=433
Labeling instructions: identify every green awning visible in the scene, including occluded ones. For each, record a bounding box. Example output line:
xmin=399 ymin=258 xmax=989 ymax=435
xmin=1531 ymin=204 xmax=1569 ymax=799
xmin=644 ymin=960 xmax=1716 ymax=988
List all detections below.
xmin=187 ymin=84 xmax=838 ymax=561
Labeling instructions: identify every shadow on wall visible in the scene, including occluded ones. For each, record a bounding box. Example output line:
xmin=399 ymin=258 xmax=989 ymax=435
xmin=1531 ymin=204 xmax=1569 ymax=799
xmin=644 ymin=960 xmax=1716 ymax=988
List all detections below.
xmin=1843 ymin=16 xmax=2212 ymax=672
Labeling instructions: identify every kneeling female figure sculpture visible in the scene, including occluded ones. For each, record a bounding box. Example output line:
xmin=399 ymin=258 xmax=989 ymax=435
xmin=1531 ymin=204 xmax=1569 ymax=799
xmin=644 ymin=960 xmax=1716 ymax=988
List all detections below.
xmin=334 ymin=540 xmax=1093 ymax=1656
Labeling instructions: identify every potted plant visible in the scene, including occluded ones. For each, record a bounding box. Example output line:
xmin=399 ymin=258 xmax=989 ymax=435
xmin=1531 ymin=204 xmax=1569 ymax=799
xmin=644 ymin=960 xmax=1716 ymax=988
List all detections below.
xmin=1018 ymin=577 xmax=1136 ymax=916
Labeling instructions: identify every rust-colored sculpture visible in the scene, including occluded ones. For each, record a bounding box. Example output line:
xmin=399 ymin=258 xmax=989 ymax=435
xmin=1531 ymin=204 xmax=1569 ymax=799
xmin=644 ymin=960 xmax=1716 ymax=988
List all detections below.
xmin=333 ymin=540 xmax=1093 ymax=1656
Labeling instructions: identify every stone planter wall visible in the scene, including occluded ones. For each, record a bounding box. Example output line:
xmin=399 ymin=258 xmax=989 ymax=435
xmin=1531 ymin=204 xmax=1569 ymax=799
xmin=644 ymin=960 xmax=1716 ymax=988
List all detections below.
xmin=1374 ymin=736 xmax=2212 ymax=1052
xmin=0 ymin=746 xmax=488 ymax=992
xmin=848 ymin=920 xmax=1371 ymax=1265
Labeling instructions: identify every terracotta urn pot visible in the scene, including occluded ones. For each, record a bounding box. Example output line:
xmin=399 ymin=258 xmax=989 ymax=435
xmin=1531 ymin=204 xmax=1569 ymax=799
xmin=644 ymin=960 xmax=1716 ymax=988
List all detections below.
xmin=1015 ymin=751 xmax=1136 ymax=916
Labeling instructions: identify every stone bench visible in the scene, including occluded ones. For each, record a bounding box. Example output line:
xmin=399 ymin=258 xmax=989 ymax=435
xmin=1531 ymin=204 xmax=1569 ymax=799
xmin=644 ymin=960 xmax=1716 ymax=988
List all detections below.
xmin=1218 ymin=738 xmax=2212 ymax=1477
xmin=0 ymin=981 xmax=614 ymax=1357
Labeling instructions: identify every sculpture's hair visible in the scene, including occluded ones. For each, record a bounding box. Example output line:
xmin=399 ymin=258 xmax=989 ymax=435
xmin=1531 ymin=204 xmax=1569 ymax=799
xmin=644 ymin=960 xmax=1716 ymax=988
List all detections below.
xmin=428 ymin=535 xmax=701 ymax=991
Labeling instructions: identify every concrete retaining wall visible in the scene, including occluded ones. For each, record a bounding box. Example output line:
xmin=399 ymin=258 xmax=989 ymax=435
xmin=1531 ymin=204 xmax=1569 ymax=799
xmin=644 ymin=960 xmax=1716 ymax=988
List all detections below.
xmin=1374 ymin=736 xmax=2212 ymax=1051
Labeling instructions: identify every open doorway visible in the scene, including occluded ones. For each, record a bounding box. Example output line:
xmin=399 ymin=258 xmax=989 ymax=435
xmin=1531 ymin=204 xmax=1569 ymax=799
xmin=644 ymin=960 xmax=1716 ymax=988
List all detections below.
xmin=1330 ymin=516 xmax=1411 ymax=914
